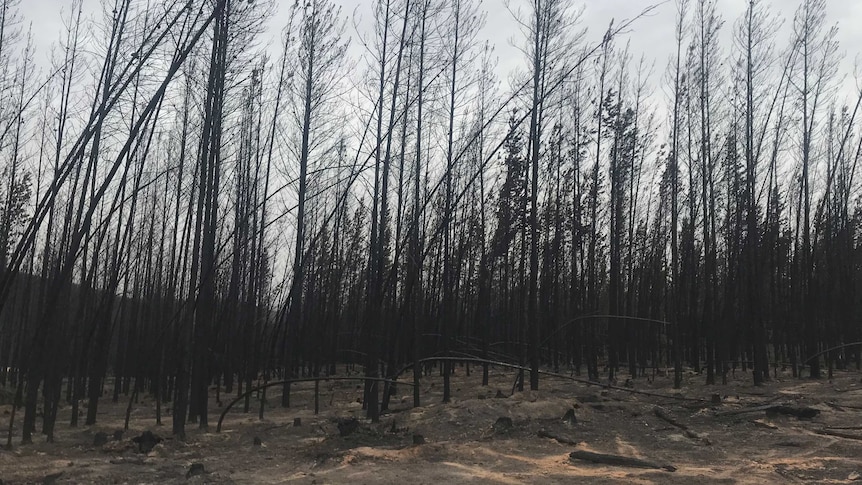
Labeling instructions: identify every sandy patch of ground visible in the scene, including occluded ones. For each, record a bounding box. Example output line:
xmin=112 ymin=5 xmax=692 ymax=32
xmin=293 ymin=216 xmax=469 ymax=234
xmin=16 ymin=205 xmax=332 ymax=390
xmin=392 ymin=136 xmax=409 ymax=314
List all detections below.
xmin=2 ymin=367 xmax=862 ymax=484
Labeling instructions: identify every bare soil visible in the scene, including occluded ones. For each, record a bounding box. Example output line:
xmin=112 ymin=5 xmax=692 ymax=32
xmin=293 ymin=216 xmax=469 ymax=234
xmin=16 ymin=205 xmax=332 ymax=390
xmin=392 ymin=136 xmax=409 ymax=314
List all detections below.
xmin=2 ymin=366 xmax=862 ymax=484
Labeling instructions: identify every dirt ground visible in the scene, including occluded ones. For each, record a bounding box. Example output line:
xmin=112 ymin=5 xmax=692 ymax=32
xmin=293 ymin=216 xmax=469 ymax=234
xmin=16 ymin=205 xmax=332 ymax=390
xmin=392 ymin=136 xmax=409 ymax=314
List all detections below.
xmin=2 ymin=365 xmax=862 ymax=484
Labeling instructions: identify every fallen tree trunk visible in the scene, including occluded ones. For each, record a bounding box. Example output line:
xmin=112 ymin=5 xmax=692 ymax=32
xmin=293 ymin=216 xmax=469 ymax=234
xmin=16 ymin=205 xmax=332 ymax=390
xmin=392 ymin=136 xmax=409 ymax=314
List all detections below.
xmin=653 ymin=406 xmax=689 ymax=430
xmin=766 ymin=406 xmax=820 ymax=419
xmin=538 ymin=429 xmax=578 ymax=445
xmin=816 ymin=429 xmax=862 ymax=441
xmin=569 ymin=450 xmax=676 ymax=472
xmin=654 ymin=406 xmax=711 ymax=445
xmin=714 ymin=403 xmax=818 ymax=419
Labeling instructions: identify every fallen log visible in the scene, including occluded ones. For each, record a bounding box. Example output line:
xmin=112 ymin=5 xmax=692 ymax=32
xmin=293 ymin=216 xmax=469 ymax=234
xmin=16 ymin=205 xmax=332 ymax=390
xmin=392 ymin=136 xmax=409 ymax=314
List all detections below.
xmin=569 ymin=450 xmax=676 ymax=472
xmin=654 ymin=406 xmax=711 ymax=445
xmin=537 ymin=429 xmax=578 ymax=446
xmin=653 ymin=406 xmax=689 ymax=430
xmin=714 ymin=403 xmax=819 ymax=419
xmin=765 ymin=406 xmax=820 ymax=419
xmin=714 ymin=403 xmax=789 ymax=416
xmin=815 ymin=429 xmax=862 ymax=441
xmin=751 ymin=419 xmax=778 ymax=430
xmin=824 ymin=402 xmax=846 ymax=412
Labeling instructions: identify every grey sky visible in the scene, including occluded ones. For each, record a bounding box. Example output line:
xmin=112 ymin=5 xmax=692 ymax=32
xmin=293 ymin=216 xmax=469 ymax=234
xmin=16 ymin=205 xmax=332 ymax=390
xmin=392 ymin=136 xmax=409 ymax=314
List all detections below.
xmin=322 ymin=0 xmax=860 ymax=103
xmin=18 ymin=0 xmax=862 ymax=102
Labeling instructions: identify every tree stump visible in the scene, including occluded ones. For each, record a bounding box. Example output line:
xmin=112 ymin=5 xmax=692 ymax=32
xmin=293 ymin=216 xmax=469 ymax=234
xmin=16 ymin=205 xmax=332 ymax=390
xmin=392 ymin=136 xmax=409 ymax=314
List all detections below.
xmin=132 ymin=431 xmax=162 ymax=453
xmin=563 ymin=409 xmax=577 ymax=426
xmin=93 ymin=432 xmax=108 ymax=447
xmin=337 ymin=417 xmax=358 ymax=437
xmin=186 ymin=463 xmax=206 ymax=478
xmin=493 ymin=417 xmax=513 ymax=434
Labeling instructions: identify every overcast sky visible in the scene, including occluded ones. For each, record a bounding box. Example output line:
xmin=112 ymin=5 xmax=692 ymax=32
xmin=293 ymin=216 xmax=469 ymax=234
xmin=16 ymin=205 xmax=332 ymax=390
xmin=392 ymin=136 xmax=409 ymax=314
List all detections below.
xmin=18 ymin=0 xmax=862 ymax=102
xmin=320 ymin=0 xmax=862 ymax=101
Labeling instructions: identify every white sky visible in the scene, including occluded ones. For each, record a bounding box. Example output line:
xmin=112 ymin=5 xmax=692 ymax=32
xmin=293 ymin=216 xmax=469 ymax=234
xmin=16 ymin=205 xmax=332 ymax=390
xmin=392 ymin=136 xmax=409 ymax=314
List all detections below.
xmin=19 ymin=1 xmax=862 ymax=101
xmin=322 ymin=0 xmax=862 ymax=97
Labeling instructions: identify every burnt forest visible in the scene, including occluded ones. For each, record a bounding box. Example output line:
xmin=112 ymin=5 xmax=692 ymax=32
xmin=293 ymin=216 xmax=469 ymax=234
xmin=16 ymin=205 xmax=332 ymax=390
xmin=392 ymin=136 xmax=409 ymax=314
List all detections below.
xmin=1 ymin=0 xmax=862 ymax=483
